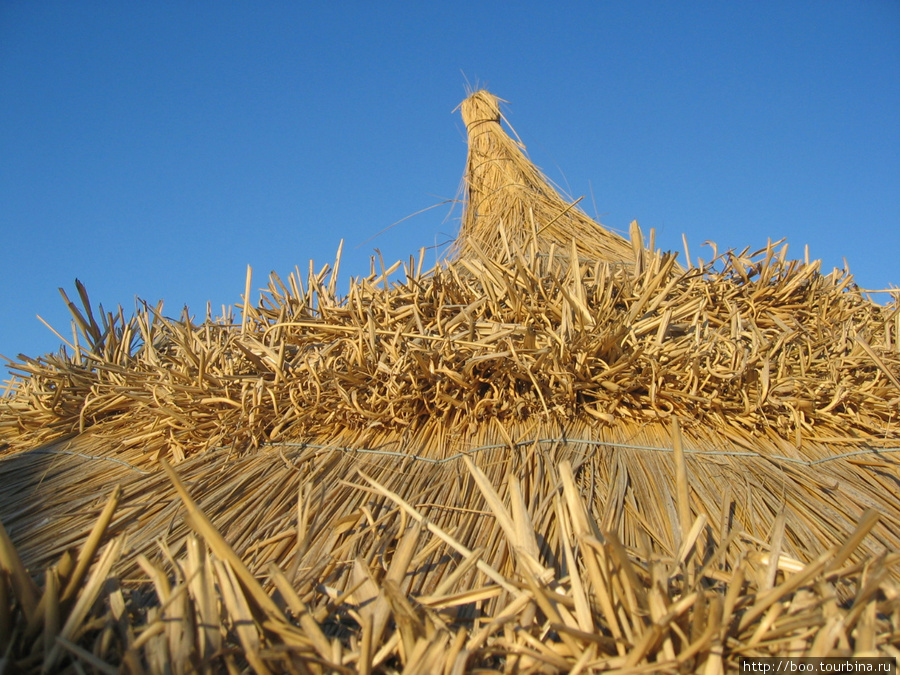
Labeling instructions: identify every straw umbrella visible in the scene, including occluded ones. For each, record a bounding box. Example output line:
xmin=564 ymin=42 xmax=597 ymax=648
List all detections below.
xmin=1 ymin=90 xmax=898 ymax=673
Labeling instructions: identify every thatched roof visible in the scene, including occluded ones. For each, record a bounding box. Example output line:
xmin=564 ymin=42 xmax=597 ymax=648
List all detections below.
xmin=2 ymin=90 xmax=899 ymax=673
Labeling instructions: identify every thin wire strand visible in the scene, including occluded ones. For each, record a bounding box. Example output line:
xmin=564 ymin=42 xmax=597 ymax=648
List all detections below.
xmin=23 ymin=449 xmax=152 ymax=474
xmin=267 ymin=439 xmax=900 ymax=467
xmin=13 ymin=438 xmax=899 ymax=475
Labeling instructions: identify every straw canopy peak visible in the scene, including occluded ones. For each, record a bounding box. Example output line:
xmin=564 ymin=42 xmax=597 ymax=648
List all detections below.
xmin=452 ymin=89 xmax=638 ymax=265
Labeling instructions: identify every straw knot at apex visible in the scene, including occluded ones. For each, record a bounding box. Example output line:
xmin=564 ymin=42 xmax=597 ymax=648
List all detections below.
xmin=460 ymin=89 xmax=503 ymax=128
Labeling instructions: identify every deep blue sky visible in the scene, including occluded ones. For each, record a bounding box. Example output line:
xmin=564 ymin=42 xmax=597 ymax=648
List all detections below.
xmin=2 ymin=2 xmax=898 ymax=372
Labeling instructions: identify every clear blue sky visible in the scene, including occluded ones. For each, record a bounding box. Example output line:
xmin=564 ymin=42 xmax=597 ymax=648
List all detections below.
xmin=2 ymin=2 xmax=898 ymax=370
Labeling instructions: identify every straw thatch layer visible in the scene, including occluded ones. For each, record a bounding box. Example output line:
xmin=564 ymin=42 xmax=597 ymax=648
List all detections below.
xmin=2 ymin=89 xmax=899 ymax=672
xmin=2 ymin=234 xmax=899 ymax=460
xmin=1 ymin=436 xmax=898 ymax=673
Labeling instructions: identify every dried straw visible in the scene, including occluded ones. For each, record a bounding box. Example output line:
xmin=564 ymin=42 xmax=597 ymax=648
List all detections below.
xmin=451 ymin=90 xmax=641 ymax=265
xmin=1 ymin=89 xmax=899 ymax=672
